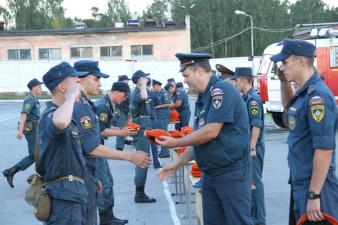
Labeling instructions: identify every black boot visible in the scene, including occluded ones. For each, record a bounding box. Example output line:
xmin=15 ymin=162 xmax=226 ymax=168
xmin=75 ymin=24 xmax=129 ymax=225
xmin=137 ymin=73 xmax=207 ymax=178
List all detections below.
xmin=100 ymin=209 xmax=128 ymax=225
xmin=124 ymin=139 xmax=133 ymax=145
xmin=134 ymin=186 xmax=156 ymax=203
xmin=3 ymin=166 xmax=20 ymax=188
xmin=116 ymin=148 xmax=123 ymax=151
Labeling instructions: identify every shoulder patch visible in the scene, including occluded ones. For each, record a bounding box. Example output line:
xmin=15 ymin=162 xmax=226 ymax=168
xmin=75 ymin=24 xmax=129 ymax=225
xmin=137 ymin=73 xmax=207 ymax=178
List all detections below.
xmin=250 ymin=103 xmax=259 ymax=116
xmin=80 ymin=116 xmax=92 ymax=129
xmin=309 ymin=96 xmax=324 ymax=105
xmin=311 ymin=104 xmax=325 ymax=123
xmin=211 ymin=88 xmax=223 ymax=97
xmin=24 ymin=103 xmax=32 ymax=110
xmin=212 ymin=95 xmax=223 ymax=109
xmin=250 ymin=100 xmax=258 ymax=106
xmin=99 ymin=113 xmax=108 ymax=122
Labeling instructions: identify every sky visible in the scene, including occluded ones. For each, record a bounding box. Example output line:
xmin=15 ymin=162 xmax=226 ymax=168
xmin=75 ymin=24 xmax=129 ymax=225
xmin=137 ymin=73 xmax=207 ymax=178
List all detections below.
xmin=0 ymin=0 xmax=337 ymax=20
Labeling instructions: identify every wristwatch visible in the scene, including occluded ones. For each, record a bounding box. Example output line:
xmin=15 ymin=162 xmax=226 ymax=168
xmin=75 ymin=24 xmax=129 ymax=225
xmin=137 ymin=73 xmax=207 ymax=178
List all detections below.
xmin=250 ymin=147 xmax=256 ymax=151
xmin=308 ymin=191 xmax=321 ymax=200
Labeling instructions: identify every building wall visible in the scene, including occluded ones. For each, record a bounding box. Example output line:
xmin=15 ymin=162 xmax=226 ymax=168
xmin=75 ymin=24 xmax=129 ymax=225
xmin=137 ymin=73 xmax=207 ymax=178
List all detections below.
xmin=0 ymin=57 xmax=261 ymax=93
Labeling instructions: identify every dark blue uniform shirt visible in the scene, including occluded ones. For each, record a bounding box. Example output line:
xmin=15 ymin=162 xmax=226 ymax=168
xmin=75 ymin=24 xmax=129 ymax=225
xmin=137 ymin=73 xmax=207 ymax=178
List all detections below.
xmin=287 ymin=74 xmax=337 ymax=184
xmin=148 ymin=90 xmax=159 ymax=120
xmin=21 ymin=93 xmax=40 ymax=122
xmin=172 ymin=88 xmax=189 ymax=113
xmin=38 ymin=102 xmax=88 ymax=203
xmin=73 ymin=93 xmax=101 ymax=173
xmin=95 ymin=94 xmax=114 ymax=133
xmin=193 ymin=75 xmax=251 ymax=176
xmin=156 ymin=89 xmax=171 ymax=118
xmin=243 ymin=88 xmax=264 ymax=144
xmin=131 ymin=87 xmax=152 ymax=129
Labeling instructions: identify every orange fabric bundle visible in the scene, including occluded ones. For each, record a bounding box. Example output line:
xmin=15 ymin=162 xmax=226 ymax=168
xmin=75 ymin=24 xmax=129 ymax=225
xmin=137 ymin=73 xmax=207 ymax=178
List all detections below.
xmin=181 ymin=126 xmax=193 ymax=135
xmin=170 ymin=110 xmax=180 ymax=123
xmin=191 ymin=162 xmax=202 ymax=177
xmin=178 ymin=147 xmax=187 ymax=155
xmin=168 ymin=130 xmax=183 ymax=138
xmin=124 ymin=122 xmax=141 ymax=131
xmin=144 ymin=129 xmax=169 ymax=143
xmin=297 ymin=213 xmax=338 ymax=225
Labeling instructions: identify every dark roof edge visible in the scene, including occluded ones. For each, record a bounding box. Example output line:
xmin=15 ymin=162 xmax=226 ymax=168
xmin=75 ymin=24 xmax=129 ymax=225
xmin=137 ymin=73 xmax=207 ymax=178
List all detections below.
xmin=0 ymin=25 xmax=186 ymax=37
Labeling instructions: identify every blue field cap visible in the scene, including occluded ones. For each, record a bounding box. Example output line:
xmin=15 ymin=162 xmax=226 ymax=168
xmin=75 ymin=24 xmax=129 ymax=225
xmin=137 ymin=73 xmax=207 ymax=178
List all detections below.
xmin=175 ymin=52 xmax=212 ymax=72
xmin=271 ymin=39 xmax=315 ymax=62
xmin=118 ymin=75 xmax=130 ymax=81
xmin=152 ymin=79 xmax=162 ymax=86
xmin=27 ymin=78 xmax=43 ymax=90
xmin=43 ymin=62 xmax=89 ymax=91
xmin=231 ymin=67 xmax=253 ymax=80
xmin=74 ymin=60 xmax=109 ymax=78
xmin=111 ymin=81 xmax=130 ymax=93
xmin=131 ymin=70 xmax=150 ymax=84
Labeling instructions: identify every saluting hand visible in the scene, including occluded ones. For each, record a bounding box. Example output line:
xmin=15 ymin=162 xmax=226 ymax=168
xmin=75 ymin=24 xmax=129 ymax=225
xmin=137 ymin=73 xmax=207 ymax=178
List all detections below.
xmin=64 ymin=80 xmax=81 ymax=102
xmin=277 ymin=67 xmax=287 ymax=82
xmin=155 ymin=135 xmax=178 ymax=148
xmin=129 ymin=151 xmax=151 ymax=168
xmin=306 ymin=199 xmax=324 ymax=221
xmin=157 ymin=163 xmax=180 ymax=181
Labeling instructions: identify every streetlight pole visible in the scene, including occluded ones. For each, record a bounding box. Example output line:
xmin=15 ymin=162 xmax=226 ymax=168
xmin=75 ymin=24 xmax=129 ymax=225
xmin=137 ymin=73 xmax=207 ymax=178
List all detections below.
xmin=235 ymin=10 xmax=254 ymax=75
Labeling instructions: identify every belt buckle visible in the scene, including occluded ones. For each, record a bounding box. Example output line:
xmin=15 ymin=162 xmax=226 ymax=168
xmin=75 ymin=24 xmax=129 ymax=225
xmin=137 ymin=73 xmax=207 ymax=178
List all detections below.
xmin=68 ymin=175 xmax=74 ymax=182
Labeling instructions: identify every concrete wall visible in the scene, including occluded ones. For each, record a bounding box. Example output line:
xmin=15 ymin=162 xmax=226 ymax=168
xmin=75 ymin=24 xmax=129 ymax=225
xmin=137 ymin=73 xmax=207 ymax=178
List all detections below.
xmin=0 ymin=57 xmax=261 ymax=93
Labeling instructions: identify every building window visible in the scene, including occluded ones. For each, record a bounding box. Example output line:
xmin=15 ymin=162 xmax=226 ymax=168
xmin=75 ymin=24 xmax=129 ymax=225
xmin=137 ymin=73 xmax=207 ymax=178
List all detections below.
xmin=70 ymin=47 xmax=93 ymax=58
xmin=39 ymin=48 xmax=61 ymax=60
xmin=8 ymin=49 xmax=31 ymax=60
xmin=131 ymin=45 xmax=153 ymax=56
xmin=100 ymin=46 xmax=122 ymax=58
xmin=330 ymin=46 xmax=338 ymax=68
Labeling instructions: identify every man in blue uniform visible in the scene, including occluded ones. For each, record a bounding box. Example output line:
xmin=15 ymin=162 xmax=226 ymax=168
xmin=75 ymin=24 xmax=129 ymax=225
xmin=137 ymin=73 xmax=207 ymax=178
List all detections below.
xmin=157 ymin=53 xmax=252 ymax=225
xmin=171 ymin=80 xmax=191 ymax=131
xmin=3 ymin=78 xmax=43 ymax=188
xmin=130 ymin=70 xmax=157 ymax=203
xmin=73 ymin=60 xmax=151 ymax=225
xmin=39 ymin=62 xmax=89 ymax=225
xmin=234 ymin=67 xmax=266 ymax=225
xmin=146 ymin=78 xmax=162 ymax=168
xmin=115 ymin=75 xmax=131 ymax=150
xmin=95 ymin=81 xmax=137 ymax=225
xmin=271 ymin=39 xmax=338 ymax=222
xmin=153 ymin=79 xmax=171 ymax=159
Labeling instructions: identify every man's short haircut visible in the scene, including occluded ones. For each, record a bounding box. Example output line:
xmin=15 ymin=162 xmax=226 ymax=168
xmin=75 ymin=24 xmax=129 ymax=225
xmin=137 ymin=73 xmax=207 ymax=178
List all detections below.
xmin=189 ymin=63 xmax=212 ymax=73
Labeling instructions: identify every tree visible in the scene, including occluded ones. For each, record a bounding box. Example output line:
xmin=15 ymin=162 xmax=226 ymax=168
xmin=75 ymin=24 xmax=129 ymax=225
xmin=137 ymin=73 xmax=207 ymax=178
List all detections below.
xmin=143 ymin=0 xmax=169 ymax=26
xmin=106 ymin=0 xmax=131 ymax=24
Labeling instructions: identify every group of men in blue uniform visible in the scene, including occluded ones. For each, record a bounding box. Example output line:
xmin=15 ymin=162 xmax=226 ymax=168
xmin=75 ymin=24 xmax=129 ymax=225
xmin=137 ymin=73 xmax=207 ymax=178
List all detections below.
xmin=157 ymin=39 xmax=338 ymax=225
xmin=3 ymin=38 xmax=338 ymax=225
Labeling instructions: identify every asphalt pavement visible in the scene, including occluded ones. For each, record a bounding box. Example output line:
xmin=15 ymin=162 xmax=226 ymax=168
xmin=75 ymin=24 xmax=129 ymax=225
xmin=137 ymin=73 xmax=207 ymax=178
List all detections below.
xmin=0 ymin=101 xmax=337 ymax=225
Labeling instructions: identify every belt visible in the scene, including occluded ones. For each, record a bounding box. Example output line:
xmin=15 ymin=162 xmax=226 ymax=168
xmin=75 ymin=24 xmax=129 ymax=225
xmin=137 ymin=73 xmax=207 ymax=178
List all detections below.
xmin=45 ymin=175 xmax=84 ymax=185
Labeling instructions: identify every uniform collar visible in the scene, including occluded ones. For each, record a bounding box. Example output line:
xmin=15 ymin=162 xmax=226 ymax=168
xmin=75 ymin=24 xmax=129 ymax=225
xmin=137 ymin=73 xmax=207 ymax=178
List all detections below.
xmin=104 ymin=94 xmax=113 ymax=108
xmin=295 ymin=73 xmax=321 ymax=97
xmin=202 ymin=75 xmax=219 ymax=104
xmin=243 ymin=87 xmax=254 ymax=100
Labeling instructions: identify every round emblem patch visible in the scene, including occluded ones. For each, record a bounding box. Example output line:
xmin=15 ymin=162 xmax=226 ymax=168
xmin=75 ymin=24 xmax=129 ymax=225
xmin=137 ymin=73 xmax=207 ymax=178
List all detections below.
xmin=99 ymin=113 xmax=108 ymax=122
xmin=80 ymin=116 xmax=92 ymax=130
xmin=288 ymin=116 xmax=296 ymax=130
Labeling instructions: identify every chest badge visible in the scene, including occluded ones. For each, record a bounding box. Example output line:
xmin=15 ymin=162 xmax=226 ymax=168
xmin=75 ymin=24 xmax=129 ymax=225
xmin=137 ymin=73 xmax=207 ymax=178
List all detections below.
xmin=288 ymin=116 xmax=296 ymax=130
xmin=80 ymin=116 xmax=92 ymax=130
xmin=99 ymin=113 xmax=108 ymax=122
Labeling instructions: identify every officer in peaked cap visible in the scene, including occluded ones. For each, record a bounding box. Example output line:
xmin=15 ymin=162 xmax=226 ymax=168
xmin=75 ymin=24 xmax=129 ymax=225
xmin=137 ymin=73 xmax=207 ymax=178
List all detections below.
xmin=271 ymin=39 xmax=338 ymax=223
xmin=130 ymin=70 xmax=157 ymax=203
xmin=216 ymin=64 xmax=234 ymax=81
xmin=115 ymin=75 xmax=132 ymax=151
xmin=38 ymin=62 xmax=89 ymax=224
xmin=3 ymin=78 xmax=43 ymax=188
xmin=157 ymin=52 xmax=252 ymax=225
xmin=234 ymin=67 xmax=266 ymax=225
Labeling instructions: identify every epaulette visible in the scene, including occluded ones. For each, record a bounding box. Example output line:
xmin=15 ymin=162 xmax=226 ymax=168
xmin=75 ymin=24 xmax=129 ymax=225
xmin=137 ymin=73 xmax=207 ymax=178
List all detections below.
xmin=307 ymin=85 xmax=316 ymax=94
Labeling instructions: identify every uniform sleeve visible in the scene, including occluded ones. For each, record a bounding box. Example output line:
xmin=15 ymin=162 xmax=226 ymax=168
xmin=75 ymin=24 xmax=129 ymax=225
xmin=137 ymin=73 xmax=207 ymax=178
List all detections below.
xmin=307 ymin=92 xmax=336 ymax=150
xmin=206 ymin=85 xmax=236 ymax=124
xmin=21 ymin=98 xmax=35 ymax=115
xmin=175 ymin=90 xmax=183 ymax=101
xmin=44 ymin=112 xmax=68 ymax=138
xmin=96 ymin=105 xmax=110 ymax=132
xmin=74 ymin=104 xmax=101 ymax=155
xmin=248 ymin=99 xmax=263 ymax=128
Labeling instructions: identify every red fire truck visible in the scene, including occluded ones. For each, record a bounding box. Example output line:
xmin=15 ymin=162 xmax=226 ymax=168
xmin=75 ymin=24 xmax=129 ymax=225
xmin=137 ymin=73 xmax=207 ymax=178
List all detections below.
xmin=257 ymin=23 xmax=338 ymax=127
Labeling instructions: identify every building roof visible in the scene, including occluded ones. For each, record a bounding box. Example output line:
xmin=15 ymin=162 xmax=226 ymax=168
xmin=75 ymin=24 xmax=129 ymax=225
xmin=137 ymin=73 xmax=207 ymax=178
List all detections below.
xmin=0 ymin=24 xmax=186 ymax=37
